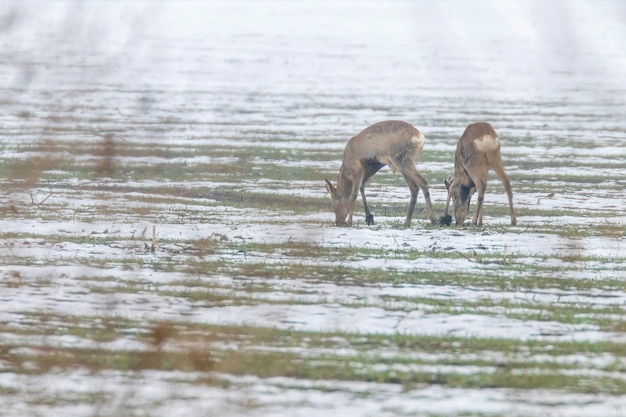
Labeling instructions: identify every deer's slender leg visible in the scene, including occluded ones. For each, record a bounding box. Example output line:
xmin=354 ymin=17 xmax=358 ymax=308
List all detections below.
xmin=360 ymin=166 xmax=380 ymax=226
xmin=489 ymin=154 xmax=517 ymax=226
xmin=503 ymin=177 xmax=516 ymax=226
xmin=414 ymin=174 xmax=436 ymax=225
xmin=472 ymin=182 xmax=487 ymax=226
xmin=360 ymin=185 xmax=374 ymax=225
xmin=444 ymin=177 xmax=453 ymax=216
xmin=396 ymin=161 xmax=436 ymax=226
xmin=401 ymin=173 xmax=419 ymax=227
xmin=465 ymin=157 xmax=489 ymax=227
xmin=348 ymin=170 xmax=365 ymax=227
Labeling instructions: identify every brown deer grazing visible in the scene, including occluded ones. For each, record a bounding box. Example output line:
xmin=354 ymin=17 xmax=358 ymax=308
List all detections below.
xmin=443 ymin=122 xmax=516 ymax=227
xmin=325 ymin=120 xmax=436 ymax=227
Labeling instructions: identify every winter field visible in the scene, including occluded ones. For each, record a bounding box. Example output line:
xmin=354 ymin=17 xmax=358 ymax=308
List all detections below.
xmin=1 ymin=1 xmax=626 ymax=416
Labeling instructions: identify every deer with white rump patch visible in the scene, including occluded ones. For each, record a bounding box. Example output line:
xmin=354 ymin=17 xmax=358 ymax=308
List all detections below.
xmin=442 ymin=122 xmax=516 ymax=227
xmin=325 ymin=120 xmax=436 ymax=227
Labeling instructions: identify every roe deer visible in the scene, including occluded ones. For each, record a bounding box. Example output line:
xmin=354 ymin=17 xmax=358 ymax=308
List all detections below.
xmin=325 ymin=120 xmax=436 ymax=227
xmin=443 ymin=122 xmax=516 ymax=226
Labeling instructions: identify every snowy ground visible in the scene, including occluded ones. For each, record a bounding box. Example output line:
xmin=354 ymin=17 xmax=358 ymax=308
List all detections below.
xmin=1 ymin=1 xmax=626 ymax=416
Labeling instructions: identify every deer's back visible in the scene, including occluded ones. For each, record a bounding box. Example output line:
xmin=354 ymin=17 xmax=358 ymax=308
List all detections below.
xmin=345 ymin=120 xmax=423 ymax=160
xmin=459 ymin=122 xmax=500 ymax=156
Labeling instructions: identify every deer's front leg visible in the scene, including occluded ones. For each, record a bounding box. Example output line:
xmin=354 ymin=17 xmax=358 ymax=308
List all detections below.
xmin=348 ymin=172 xmax=365 ymax=227
xmin=348 ymin=191 xmax=358 ymax=227
xmin=471 ymin=185 xmax=485 ymax=227
xmin=360 ymin=186 xmax=374 ymax=225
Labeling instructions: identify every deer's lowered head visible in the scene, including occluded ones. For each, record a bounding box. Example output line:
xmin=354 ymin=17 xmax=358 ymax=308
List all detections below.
xmin=325 ymin=172 xmax=353 ymax=227
xmin=444 ymin=176 xmax=474 ymax=226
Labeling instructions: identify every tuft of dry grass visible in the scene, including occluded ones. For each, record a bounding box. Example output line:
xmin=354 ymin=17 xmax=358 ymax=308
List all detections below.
xmin=95 ymin=133 xmax=116 ymax=177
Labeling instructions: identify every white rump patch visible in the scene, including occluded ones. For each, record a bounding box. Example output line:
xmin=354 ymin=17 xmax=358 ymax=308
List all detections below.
xmin=411 ymin=133 xmax=425 ymax=145
xmin=473 ymin=134 xmax=500 ymax=152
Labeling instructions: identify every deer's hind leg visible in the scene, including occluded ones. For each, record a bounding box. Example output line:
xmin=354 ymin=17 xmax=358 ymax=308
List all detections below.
xmin=400 ymin=172 xmax=420 ymax=227
xmin=395 ymin=160 xmax=436 ymax=226
xmin=488 ymin=153 xmax=517 ymax=225
xmin=464 ymin=156 xmax=490 ymax=227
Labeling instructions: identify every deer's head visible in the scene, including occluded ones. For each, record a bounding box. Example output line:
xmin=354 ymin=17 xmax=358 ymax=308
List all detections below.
xmin=445 ymin=176 xmax=475 ymax=226
xmin=326 ymin=180 xmax=350 ymax=226
xmin=325 ymin=179 xmax=350 ymax=226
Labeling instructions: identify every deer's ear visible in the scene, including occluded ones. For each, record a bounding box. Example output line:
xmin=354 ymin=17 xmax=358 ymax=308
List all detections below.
xmin=325 ymin=179 xmax=337 ymax=200
xmin=444 ymin=176 xmax=454 ymax=191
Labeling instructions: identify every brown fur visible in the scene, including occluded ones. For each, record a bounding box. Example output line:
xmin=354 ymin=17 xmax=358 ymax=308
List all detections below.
xmin=325 ymin=120 xmax=436 ymax=227
xmin=444 ymin=122 xmax=516 ymax=226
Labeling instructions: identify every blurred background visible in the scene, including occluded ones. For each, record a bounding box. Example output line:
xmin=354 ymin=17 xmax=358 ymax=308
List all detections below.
xmin=2 ymin=0 xmax=625 ymax=148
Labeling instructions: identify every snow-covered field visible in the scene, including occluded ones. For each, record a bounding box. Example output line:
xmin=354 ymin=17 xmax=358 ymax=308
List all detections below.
xmin=1 ymin=1 xmax=625 ymax=416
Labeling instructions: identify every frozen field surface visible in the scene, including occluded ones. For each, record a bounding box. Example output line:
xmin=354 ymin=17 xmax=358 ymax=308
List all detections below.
xmin=1 ymin=1 xmax=625 ymax=416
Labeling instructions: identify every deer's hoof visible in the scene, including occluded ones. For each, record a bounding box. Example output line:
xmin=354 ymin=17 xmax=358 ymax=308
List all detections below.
xmin=365 ymin=214 xmax=374 ymax=226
